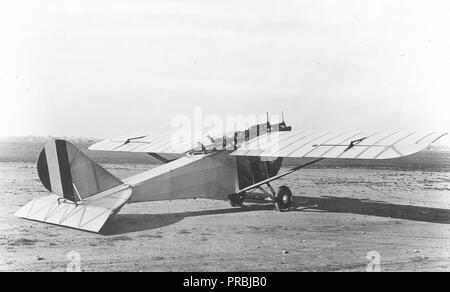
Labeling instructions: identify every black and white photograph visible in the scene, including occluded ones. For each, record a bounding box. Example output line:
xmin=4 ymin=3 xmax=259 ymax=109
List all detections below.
xmin=1 ymin=0 xmax=449 ymax=274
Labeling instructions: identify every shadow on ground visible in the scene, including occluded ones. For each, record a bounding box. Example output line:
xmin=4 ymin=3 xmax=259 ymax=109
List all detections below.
xmin=292 ymin=196 xmax=450 ymax=224
xmin=102 ymin=203 xmax=274 ymax=235
xmin=102 ymin=195 xmax=450 ymax=235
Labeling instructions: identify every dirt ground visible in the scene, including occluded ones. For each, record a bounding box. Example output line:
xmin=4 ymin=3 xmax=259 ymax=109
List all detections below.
xmin=0 ymin=162 xmax=449 ymax=271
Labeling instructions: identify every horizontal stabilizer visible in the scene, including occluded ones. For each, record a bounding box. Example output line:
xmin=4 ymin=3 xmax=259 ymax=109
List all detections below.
xmin=14 ymin=185 xmax=132 ymax=232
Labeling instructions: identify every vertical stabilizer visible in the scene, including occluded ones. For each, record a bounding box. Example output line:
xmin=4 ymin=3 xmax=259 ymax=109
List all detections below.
xmin=15 ymin=140 xmax=131 ymax=233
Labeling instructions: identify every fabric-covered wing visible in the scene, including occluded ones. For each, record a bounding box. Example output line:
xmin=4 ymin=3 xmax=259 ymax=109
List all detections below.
xmin=89 ymin=131 xmax=211 ymax=155
xmin=231 ymin=130 xmax=447 ymax=159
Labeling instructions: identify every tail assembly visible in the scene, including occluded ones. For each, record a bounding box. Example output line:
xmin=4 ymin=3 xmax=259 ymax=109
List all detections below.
xmin=14 ymin=140 xmax=132 ymax=233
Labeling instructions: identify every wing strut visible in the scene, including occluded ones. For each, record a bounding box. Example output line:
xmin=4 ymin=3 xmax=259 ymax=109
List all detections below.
xmin=238 ymin=157 xmax=325 ymax=193
xmin=148 ymin=153 xmax=175 ymax=163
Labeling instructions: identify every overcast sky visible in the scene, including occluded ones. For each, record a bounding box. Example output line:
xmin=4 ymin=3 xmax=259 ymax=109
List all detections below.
xmin=1 ymin=0 xmax=449 ymax=144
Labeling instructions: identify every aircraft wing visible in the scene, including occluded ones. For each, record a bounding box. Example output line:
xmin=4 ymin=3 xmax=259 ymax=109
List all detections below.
xmin=230 ymin=130 xmax=447 ymax=159
xmin=89 ymin=131 xmax=212 ymax=155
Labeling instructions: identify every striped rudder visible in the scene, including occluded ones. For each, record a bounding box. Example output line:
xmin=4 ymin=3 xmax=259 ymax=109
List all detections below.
xmin=37 ymin=139 xmax=122 ymax=202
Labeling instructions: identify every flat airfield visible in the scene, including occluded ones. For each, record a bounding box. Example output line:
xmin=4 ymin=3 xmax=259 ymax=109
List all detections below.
xmin=0 ymin=141 xmax=449 ymax=271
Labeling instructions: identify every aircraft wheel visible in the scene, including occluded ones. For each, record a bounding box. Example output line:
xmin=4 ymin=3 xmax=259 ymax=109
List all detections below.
xmin=275 ymin=185 xmax=292 ymax=212
xmin=227 ymin=192 xmax=245 ymax=207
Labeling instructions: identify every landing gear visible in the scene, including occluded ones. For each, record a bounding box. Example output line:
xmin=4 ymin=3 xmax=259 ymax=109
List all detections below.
xmin=227 ymin=192 xmax=246 ymax=207
xmin=274 ymin=185 xmax=293 ymax=212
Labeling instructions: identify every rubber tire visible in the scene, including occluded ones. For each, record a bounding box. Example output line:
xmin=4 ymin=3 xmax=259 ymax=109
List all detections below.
xmin=275 ymin=186 xmax=293 ymax=212
xmin=227 ymin=192 xmax=245 ymax=207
